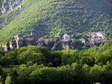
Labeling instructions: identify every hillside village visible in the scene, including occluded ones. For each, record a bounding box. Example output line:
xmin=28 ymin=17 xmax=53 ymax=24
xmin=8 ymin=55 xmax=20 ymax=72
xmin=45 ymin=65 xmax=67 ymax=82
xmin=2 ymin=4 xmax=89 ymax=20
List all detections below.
xmin=0 ymin=0 xmax=112 ymax=84
xmin=1 ymin=32 xmax=107 ymax=52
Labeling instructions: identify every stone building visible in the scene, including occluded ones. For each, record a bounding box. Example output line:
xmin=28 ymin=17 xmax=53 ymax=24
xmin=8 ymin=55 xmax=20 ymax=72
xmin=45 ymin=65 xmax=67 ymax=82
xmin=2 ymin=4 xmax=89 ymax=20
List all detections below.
xmin=1 ymin=32 xmax=36 ymax=51
xmin=22 ymin=32 xmax=35 ymax=46
xmin=1 ymin=32 xmax=107 ymax=52
xmin=14 ymin=34 xmax=22 ymax=49
xmin=61 ymin=34 xmax=73 ymax=50
xmin=2 ymin=41 xmax=13 ymax=52
xmin=3 ymin=43 xmax=8 ymax=52
xmin=37 ymin=34 xmax=84 ymax=50
xmin=37 ymin=37 xmax=58 ymax=50
xmin=88 ymin=32 xmax=107 ymax=46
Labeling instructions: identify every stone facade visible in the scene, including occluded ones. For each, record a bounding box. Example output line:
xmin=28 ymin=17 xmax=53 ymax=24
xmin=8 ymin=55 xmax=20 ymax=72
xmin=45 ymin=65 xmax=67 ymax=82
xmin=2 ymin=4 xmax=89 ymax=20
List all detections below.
xmin=1 ymin=32 xmax=107 ymax=51
xmin=61 ymin=34 xmax=73 ymax=50
xmin=88 ymin=32 xmax=107 ymax=46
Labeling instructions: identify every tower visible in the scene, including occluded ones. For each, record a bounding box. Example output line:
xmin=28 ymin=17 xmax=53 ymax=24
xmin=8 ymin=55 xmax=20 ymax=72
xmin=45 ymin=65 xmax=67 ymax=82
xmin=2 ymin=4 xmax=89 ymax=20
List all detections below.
xmin=9 ymin=41 xmax=13 ymax=50
xmin=3 ymin=44 xmax=8 ymax=52
xmin=61 ymin=34 xmax=72 ymax=50
xmin=14 ymin=34 xmax=20 ymax=49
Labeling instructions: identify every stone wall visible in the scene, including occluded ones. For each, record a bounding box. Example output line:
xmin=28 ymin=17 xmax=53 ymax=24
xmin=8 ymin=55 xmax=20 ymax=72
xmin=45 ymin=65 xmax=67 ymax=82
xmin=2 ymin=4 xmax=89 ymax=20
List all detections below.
xmin=1 ymin=32 xmax=107 ymax=51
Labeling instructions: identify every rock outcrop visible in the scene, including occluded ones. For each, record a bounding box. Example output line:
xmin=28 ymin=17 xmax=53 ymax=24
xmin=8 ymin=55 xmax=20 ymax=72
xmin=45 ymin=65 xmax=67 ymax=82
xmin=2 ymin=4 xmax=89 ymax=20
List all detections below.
xmin=0 ymin=0 xmax=23 ymax=14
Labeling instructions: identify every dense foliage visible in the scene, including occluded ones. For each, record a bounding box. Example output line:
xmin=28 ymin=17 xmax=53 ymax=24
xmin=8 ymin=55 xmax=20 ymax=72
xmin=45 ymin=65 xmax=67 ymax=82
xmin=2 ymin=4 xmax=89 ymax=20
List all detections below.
xmin=0 ymin=43 xmax=112 ymax=84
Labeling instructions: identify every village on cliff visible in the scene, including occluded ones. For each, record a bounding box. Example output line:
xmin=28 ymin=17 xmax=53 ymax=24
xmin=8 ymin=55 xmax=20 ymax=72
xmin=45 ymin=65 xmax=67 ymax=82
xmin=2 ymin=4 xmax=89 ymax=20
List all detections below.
xmin=0 ymin=32 xmax=107 ymax=52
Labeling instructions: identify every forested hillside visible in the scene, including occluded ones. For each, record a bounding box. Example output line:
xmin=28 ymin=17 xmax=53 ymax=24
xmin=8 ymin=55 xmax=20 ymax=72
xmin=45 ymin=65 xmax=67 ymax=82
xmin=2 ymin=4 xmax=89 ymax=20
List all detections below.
xmin=0 ymin=0 xmax=112 ymax=43
xmin=0 ymin=43 xmax=112 ymax=84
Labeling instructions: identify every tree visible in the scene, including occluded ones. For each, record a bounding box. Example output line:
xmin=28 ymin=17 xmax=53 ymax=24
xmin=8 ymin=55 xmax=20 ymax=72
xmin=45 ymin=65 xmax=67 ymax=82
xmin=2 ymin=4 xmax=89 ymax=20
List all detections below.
xmin=5 ymin=75 xmax=12 ymax=84
xmin=17 ymin=46 xmax=49 ymax=65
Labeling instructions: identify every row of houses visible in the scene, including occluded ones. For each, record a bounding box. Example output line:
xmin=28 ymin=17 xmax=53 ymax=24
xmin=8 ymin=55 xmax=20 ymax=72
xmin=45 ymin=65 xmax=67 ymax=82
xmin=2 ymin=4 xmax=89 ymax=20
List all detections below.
xmin=1 ymin=32 xmax=107 ymax=51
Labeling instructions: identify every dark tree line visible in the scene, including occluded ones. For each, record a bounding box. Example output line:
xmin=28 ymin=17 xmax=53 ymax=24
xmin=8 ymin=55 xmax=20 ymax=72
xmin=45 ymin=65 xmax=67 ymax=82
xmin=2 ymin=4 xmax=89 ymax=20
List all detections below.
xmin=0 ymin=42 xmax=112 ymax=84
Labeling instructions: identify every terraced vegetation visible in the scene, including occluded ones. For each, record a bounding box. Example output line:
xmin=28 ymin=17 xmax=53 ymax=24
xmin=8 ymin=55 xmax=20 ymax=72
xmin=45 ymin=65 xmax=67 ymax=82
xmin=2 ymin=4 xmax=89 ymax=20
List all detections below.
xmin=0 ymin=0 xmax=112 ymax=44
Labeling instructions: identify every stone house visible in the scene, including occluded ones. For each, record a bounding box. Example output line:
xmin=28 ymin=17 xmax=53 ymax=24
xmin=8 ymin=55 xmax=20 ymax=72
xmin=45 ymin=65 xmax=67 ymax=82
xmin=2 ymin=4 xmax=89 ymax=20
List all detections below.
xmin=88 ymin=32 xmax=107 ymax=46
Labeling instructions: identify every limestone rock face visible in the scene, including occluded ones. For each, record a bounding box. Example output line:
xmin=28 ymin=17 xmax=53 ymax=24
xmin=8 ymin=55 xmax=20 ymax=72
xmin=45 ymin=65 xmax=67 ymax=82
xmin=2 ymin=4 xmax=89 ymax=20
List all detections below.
xmin=0 ymin=0 xmax=23 ymax=29
xmin=0 ymin=0 xmax=23 ymax=14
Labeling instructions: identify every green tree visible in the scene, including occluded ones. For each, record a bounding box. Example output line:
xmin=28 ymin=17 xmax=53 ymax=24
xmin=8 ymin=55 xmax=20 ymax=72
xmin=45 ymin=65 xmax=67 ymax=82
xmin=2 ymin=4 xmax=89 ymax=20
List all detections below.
xmin=5 ymin=75 xmax=12 ymax=84
xmin=17 ymin=46 xmax=49 ymax=65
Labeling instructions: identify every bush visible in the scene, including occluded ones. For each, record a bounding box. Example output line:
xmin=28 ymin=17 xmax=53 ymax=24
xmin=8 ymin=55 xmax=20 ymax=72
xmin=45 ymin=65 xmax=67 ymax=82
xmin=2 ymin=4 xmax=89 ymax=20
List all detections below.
xmin=5 ymin=75 xmax=12 ymax=84
xmin=17 ymin=46 xmax=49 ymax=65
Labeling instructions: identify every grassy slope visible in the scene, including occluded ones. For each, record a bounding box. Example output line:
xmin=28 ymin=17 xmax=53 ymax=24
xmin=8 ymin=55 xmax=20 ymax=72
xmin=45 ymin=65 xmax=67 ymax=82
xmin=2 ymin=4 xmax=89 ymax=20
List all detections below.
xmin=0 ymin=0 xmax=112 ymax=44
xmin=0 ymin=0 xmax=56 ymax=43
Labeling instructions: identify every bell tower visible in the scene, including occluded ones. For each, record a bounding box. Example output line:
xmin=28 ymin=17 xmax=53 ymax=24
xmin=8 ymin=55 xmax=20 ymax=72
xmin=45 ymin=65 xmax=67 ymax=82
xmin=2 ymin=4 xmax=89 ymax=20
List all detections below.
xmin=61 ymin=34 xmax=72 ymax=50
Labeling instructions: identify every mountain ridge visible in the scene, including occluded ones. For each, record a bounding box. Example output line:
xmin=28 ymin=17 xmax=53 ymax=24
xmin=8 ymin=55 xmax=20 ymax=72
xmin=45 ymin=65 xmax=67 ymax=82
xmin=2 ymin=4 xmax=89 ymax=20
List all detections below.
xmin=0 ymin=0 xmax=112 ymax=44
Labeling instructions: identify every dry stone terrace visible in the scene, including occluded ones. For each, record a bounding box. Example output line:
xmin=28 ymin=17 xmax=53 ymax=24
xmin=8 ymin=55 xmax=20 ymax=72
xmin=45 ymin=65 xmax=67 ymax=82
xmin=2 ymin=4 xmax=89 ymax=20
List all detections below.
xmin=0 ymin=32 xmax=107 ymax=52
